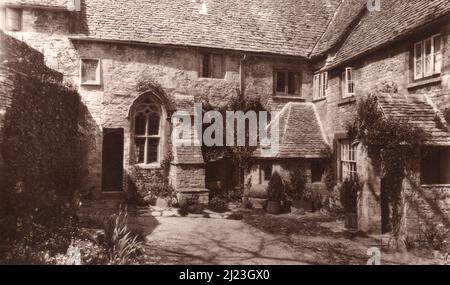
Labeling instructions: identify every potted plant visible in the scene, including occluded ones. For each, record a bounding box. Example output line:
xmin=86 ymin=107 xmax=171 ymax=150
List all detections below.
xmin=339 ymin=177 xmax=361 ymax=230
xmin=266 ymin=171 xmax=284 ymax=215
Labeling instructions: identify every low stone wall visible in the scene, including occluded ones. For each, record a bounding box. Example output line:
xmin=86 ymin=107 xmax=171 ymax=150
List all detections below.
xmin=408 ymin=185 xmax=450 ymax=233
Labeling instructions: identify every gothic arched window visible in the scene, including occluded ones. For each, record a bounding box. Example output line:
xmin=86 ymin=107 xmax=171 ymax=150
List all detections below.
xmin=133 ymin=98 xmax=162 ymax=165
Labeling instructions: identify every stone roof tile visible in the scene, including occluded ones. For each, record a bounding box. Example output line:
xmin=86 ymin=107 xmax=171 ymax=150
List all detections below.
xmin=325 ymin=0 xmax=450 ymax=68
xmin=377 ymin=93 xmax=450 ymax=146
xmin=254 ymin=102 xmax=329 ymax=159
xmin=73 ymin=0 xmax=340 ymax=57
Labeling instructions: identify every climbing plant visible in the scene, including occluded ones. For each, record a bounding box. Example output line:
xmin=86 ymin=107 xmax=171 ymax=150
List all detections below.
xmin=346 ymin=94 xmax=429 ymax=250
xmin=1 ymin=75 xmax=82 ymax=244
xmin=201 ymin=92 xmax=267 ymax=175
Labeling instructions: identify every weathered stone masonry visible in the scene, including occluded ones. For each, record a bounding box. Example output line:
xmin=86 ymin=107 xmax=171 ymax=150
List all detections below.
xmin=1 ymin=5 xmax=312 ymax=202
xmin=314 ymin=15 xmax=450 ymax=233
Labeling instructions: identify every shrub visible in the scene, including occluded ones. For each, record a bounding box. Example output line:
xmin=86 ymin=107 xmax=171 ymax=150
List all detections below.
xmin=102 ymin=209 xmax=143 ymax=265
xmin=208 ymin=196 xmax=229 ymax=213
xmin=286 ymin=168 xmax=307 ymax=200
xmin=0 ymin=77 xmax=82 ymax=242
xmin=127 ymin=151 xmax=175 ymax=206
xmin=267 ymin=171 xmax=284 ymax=202
xmin=339 ymin=177 xmax=362 ymax=214
xmin=326 ymin=185 xmax=344 ymax=214
xmin=178 ymin=206 xmax=189 ymax=217
xmin=420 ymin=223 xmax=449 ymax=252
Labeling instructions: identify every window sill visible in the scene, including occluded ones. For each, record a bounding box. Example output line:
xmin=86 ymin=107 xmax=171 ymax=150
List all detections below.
xmin=407 ymin=77 xmax=441 ymax=90
xmin=338 ymin=96 xmax=356 ymax=106
xmin=80 ymin=82 xmax=101 ymax=87
xmin=421 ymin=184 xmax=450 ymax=188
xmin=134 ymin=163 xmax=162 ymax=170
xmin=312 ymin=97 xmax=327 ymax=103
xmin=272 ymin=95 xmax=305 ymax=102
xmin=198 ymin=77 xmax=224 ymax=81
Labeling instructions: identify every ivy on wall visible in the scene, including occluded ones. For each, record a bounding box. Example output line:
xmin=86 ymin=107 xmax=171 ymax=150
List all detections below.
xmin=347 ymin=94 xmax=429 ymax=250
xmin=200 ymin=93 xmax=267 ymax=173
xmin=0 ymin=74 xmax=82 ymax=239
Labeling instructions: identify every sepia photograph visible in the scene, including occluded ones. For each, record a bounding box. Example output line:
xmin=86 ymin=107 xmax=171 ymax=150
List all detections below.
xmin=0 ymin=0 xmax=449 ymax=272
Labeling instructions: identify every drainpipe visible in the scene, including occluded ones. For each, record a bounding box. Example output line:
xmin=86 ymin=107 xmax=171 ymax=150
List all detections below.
xmin=239 ymin=53 xmax=248 ymax=100
xmin=237 ymin=53 xmax=248 ymax=190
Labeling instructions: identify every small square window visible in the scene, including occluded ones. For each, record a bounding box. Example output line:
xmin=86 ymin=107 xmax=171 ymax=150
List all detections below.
xmin=274 ymin=70 xmax=301 ymax=96
xmin=4 ymin=8 xmax=22 ymax=31
xmin=201 ymin=53 xmax=224 ymax=79
xmin=80 ymin=59 xmax=101 ymax=86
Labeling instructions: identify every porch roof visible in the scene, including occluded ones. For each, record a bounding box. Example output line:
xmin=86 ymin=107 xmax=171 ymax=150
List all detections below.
xmin=377 ymin=93 xmax=450 ymax=146
xmin=253 ymin=102 xmax=329 ymax=159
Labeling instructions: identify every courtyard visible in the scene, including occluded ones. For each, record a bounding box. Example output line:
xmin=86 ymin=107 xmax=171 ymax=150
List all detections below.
xmin=119 ymin=208 xmax=442 ymax=265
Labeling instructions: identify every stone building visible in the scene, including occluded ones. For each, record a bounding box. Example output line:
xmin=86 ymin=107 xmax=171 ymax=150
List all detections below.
xmin=1 ymin=0 xmax=450 ymax=234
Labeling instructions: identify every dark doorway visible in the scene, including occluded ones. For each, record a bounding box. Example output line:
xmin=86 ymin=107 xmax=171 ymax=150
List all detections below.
xmin=102 ymin=128 xmax=124 ymax=192
xmin=205 ymin=158 xmax=233 ymax=195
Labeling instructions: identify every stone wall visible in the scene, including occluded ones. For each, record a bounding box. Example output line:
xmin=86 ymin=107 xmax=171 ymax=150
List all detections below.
xmin=3 ymin=7 xmax=313 ymax=200
xmin=314 ymin=19 xmax=450 ymax=233
xmin=407 ymin=185 xmax=450 ymax=234
xmin=315 ymin=19 xmax=450 ymax=145
xmin=245 ymin=159 xmax=328 ymax=204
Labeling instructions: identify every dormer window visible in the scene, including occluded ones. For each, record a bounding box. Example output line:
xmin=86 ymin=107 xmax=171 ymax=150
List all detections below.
xmin=341 ymin=67 xmax=355 ymax=98
xmin=414 ymin=34 xmax=442 ymax=80
xmin=4 ymin=8 xmax=22 ymax=31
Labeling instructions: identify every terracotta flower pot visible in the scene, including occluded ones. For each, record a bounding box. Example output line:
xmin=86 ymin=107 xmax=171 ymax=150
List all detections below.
xmin=266 ymin=201 xmax=282 ymax=215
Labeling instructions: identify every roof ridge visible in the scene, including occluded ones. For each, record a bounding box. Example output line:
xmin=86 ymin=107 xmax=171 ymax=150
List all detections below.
xmin=281 ymin=102 xmax=293 ymax=146
xmin=309 ymin=0 xmax=345 ymax=57
xmin=311 ymin=103 xmax=330 ymax=146
xmin=423 ymin=94 xmax=449 ymax=131
xmin=311 ymin=0 xmax=368 ymax=58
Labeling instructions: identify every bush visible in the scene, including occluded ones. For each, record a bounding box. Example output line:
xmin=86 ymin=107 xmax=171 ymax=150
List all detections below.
xmin=420 ymin=223 xmax=449 ymax=252
xmin=339 ymin=177 xmax=362 ymax=214
xmin=127 ymin=151 xmax=175 ymax=207
xmin=267 ymin=171 xmax=284 ymax=202
xmin=0 ymin=75 xmax=82 ymax=244
xmin=286 ymin=168 xmax=307 ymax=200
xmin=208 ymin=196 xmax=229 ymax=213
